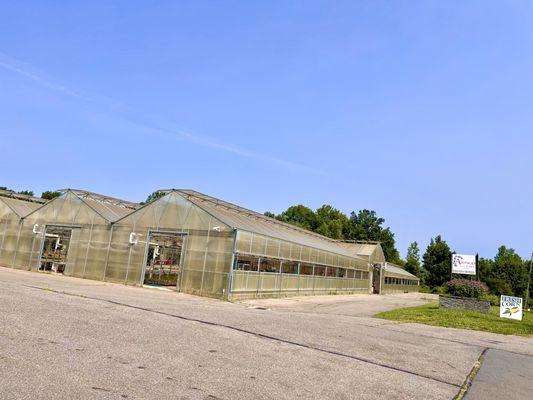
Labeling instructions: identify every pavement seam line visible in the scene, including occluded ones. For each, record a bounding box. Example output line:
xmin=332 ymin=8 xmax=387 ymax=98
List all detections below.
xmin=453 ymin=347 xmax=488 ymax=400
xmin=21 ymin=283 xmax=461 ymax=389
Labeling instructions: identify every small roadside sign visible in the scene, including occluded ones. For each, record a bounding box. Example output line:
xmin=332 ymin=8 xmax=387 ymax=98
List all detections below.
xmin=500 ymin=295 xmax=523 ymax=321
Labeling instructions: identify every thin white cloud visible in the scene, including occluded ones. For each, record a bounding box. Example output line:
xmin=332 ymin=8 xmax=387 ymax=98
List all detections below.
xmin=0 ymin=52 xmax=322 ymax=174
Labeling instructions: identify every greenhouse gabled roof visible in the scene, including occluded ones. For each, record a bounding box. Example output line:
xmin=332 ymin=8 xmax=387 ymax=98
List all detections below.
xmin=335 ymin=241 xmax=386 ymax=264
xmin=23 ymin=189 xmax=136 ymax=223
xmin=163 ymin=189 xmax=368 ymax=260
xmin=382 ymin=262 xmax=419 ymax=280
xmin=0 ymin=196 xmax=42 ymax=218
xmin=58 ymin=189 xmax=139 ymax=210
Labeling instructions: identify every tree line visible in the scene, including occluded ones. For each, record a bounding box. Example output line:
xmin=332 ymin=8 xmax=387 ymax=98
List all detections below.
xmin=404 ymin=237 xmax=531 ymax=299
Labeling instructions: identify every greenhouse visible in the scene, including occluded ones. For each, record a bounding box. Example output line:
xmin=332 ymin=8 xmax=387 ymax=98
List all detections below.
xmin=0 ymin=187 xmax=420 ymax=300
xmin=9 ymin=189 xmax=136 ymax=277
xmin=378 ymin=262 xmax=419 ymax=294
xmin=109 ymin=189 xmax=373 ymax=300
xmin=0 ymin=191 xmax=44 ymax=269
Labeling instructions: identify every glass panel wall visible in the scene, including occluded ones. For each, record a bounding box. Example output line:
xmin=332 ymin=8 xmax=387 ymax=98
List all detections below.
xmin=111 ymin=192 xmax=234 ymax=299
xmin=231 ymin=233 xmax=371 ymax=299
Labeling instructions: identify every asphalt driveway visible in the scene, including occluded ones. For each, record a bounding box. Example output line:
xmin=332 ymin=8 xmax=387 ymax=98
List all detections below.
xmin=0 ymin=268 xmax=531 ymax=399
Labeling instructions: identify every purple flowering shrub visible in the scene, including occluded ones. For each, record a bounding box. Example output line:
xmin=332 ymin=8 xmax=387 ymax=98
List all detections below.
xmin=445 ymin=279 xmax=488 ymax=299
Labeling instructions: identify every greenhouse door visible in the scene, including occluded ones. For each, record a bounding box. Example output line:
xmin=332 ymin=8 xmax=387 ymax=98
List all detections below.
xmin=372 ymin=264 xmax=381 ymax=294
xmin=143 ymin=232 xmax=185 ymax=287
xmin=38 ymin=226 xmax=76 ymax=274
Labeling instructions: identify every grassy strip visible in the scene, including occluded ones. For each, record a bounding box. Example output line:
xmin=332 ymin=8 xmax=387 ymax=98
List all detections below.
xmin=375 ymin=302 xmax=533 ymax=336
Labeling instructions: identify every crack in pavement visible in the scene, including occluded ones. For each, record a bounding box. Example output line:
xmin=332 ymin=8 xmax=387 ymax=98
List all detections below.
xmin=20 ymin=283 xmax=461 ymax=389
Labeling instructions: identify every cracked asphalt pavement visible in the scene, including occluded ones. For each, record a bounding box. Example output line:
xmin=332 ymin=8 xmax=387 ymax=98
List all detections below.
xmin=1 ymin=268 xmax=532 ymax=399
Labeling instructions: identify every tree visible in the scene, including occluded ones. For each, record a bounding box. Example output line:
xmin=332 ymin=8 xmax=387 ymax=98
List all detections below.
xmin=481 ymin=246 xmax=527 ymax=297
xmin=276 ymin=205 xmax=317 ymax=231
xmin=347 ymin=209 xmax=401 ymax=263
xmin=143 ymin=191 xmax=165 ymax=205
xmin=17 ymin=190 xmax=34 ymax=196
xmin=422 ymin=235 xmax=452 ymax=288
xmin=404 ymin=242 xmax=421 ymax=277
xmin=41 ymin=191 xmax=61 ymax=200
xmin=264 ymin=204 xmax=400 ymax=262
xmin=314 ymin=205 xmax=351 ymax=240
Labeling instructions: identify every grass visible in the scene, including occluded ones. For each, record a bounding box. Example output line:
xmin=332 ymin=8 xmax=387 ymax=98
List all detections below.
xmin=375 ymin=302 xmax=533 ymax=336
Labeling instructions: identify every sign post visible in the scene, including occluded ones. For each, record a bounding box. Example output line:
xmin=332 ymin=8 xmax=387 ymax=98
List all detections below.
xmin=451 ymin=254 xmax=476 ymax=276
xmin=500 ymin=295 xmax=523 ymax=321
xmin=525 ymin=253 xmax=532 ymax=311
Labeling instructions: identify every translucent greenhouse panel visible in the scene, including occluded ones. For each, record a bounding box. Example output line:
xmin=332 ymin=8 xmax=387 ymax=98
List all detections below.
xmin=318 ymin=251 xmax=326 ymax=265
xmin=251 ymin=234 xmax=266 ymax=256
xmin=315 ymin=277 xmax=327 ymax=291
xmin=83 ymin=228 xmax=112 ymax=280
xmin=183 ymin=203 xmax=215 ymax=231
xmin=299 ymin=275 xmax=314 ymax=291
xmin=64 ymin=228 xmax=81 ymax=276
xmin=0 ymin=219 xmax=18 ymax=267
xmin=279 ymin=241 xmax=291 ymax=259
xmin=0 ymin=217 xmax=9 ymax=258
xmin=265 ymin=238 xmax=280 ymax=258
xmin=290 ymin=244 xmax=302 ymax=261
xmin=203 ymin=233 xmax=233 ymax=273
xmin=105 ymin=227 xmax=131 ymax=283
xmin=258 ymin=273 xmax=280 ymax=292
xmin=300 ymin=247 xmax=310 ymax=263
xmin=236 ymin=231 xmax=252 ymax=254
xmin=309 ymin=248 xmax=318 ymax=263
xmin=180 ymin=268 xmax=203 ymax=295
xmin=126 ymin=232 xmax=147 ymax=285
xmin=70 ymin=227 xmax=92 ymax=277
xmin=280 ymin=274 xmax=299 ymax=291
xmin=232 ymin=271 xmax=260 ymax=292
xmin=13 ymin=226 xmax=34 ymax=270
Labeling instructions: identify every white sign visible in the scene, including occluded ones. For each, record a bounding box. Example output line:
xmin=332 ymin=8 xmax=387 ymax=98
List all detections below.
xmin=500 ymin=295 xmax=523 ymax=321
xmin=451 ymin=254 xmax=476 ymax=275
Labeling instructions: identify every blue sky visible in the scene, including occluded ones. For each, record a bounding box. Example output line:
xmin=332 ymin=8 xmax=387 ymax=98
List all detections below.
xmin=1 ymin=1 xmax=532 ymax=259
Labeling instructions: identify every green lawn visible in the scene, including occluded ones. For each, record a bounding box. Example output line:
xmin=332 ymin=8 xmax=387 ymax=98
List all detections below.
xmin=375 ymin=302 xmax=533 ymax=336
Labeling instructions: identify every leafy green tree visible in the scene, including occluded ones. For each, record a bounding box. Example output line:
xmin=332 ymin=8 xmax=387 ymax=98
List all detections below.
xmin=276 ymin=205 xmax=317 ymax=231
xmin=347 ymin=209 xmax=401 ymax=263
xmin=264 ymin=211 xmax=277 ymax=219
xmin=314 ymin=205 xmax=351 ymax=239
xmin=17 ymin=190 xmax=34 ymax=196
xmin=41 ymin=191 xmax=61 ymax=200
xmin=422 ymin=235 xmax=452 ymax=288
xmin=144 ymin=191 xmax=165 ymax=204
xmin=0 ymin=186 xmax=7 ymax=190
xmin=404 ymin=242 xmax=421 ymax=277
xmin=480 ymin=246 xmax=527 ymax=297
xmin=264 ymin=205 xmax=400 ymax=262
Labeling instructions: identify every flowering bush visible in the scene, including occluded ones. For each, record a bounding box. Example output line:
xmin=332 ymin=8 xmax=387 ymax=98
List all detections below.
xmin=445 ymin=279 xmax=488 ymax=299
